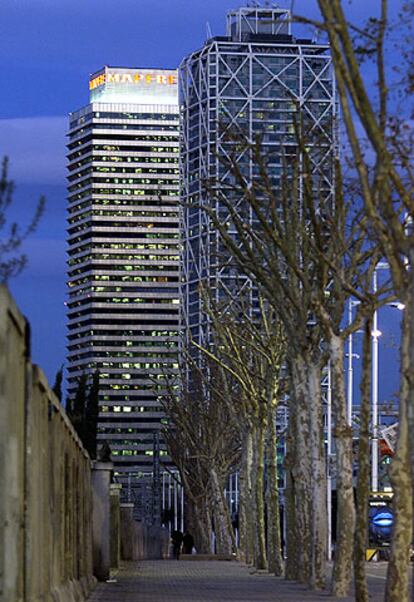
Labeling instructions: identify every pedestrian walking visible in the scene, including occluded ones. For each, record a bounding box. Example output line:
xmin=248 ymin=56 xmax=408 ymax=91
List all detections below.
xmin=182 ymin=530 xmax=195 ymax=554
xmin=171 ymin=530 xmax=183 ymax=560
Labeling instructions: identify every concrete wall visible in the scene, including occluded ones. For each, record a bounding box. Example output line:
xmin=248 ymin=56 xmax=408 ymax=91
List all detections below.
xmin=91 ymin=462 xmax=113 ymax=581
xmin=119 ymin=504 xmax=170 ymax=562
xmin=0 ymin=286 xmax=96 ymax=602
xmin=110 ymin=484 xmax=122 ymax=569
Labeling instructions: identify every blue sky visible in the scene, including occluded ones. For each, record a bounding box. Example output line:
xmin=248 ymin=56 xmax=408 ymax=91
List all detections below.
xmin=0 ymin=0 xmax=402 ymax=403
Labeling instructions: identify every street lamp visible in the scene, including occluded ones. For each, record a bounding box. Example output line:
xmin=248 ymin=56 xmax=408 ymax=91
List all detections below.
xmin=371 ymin=261 xmax=390 ymax=492
xmin=347 ymin=299 xmax=361 ymax=426
xmin=347 ymin=276 xmax=403 ymax=494
xmin=390 ymin=302 xmax=405 ymax=311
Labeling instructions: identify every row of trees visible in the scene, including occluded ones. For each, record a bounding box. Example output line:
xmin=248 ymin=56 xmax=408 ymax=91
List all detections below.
xmin=2 ymin=2 xmax=411 ymax=598
xmin=162 ymin=2 xmax=414 ymax=600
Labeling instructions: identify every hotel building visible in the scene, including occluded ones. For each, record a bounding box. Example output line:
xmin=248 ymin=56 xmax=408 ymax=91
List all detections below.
xmin=66 ymin=67 xmax=180 ymax=487
xmin=180 ymin=7 xmax=336 ymax=349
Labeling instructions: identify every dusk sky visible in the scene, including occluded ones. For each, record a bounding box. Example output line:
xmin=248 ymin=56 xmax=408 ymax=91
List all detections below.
xmin=0 ymin=0 xmax=402 ymax=404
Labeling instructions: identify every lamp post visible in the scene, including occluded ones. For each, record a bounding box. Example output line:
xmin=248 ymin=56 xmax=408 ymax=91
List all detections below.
xmin=348 ymin=278 xmax=402 ymax=494
xmin=371 ymin=273 xmax=380 ymax=492
xmin=347 ymin=299 xmax=361 ymax=426
xmin=371 ymin=262 xmax=389 ymax=492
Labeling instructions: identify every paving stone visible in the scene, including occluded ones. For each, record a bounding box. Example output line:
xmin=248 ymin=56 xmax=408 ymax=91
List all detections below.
xmin=87 ymin=559 xmax=395 ymax=601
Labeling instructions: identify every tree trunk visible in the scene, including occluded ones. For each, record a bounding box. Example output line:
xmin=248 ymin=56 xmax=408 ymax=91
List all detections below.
xmin=210 ymin=467 xmax=233 ymax=555
xmin=284 ymin=407 xmax=298 ymax=580
xmin=307 ymin=357 xmax=327 ymax=589
xmin=254 ymin=420 xmax=268 ymax=570
xmin=190 ymin=497 xmax=213 ymax=554
xmin=329 ymin=333 xmax=356 ymax=597
xmin=353 ymin=320 xmax=372 ymax=602
xmin=386 ymin=306 xmax=413 ymax=602
xmin=266 ymin=402 xmax=285 ymax=576
xmin=408 ymin=249 xmax=414 ymax=602
xmin=238 ymin=438 xmax=247 ymax=562
xmin=239 ymin=429 xmax=255 ymax=564
xmin=290 ymin=356 xmax=313 ymax=584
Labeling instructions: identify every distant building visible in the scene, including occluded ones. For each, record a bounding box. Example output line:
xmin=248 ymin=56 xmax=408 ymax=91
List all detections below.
xmin=67 ymin=66 xmax=180 ymax=487
xmin=180 ymin=7 xmax=336 ymax=348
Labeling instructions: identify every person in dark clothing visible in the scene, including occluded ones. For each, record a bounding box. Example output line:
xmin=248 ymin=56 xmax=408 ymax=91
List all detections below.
xmin=171 ymin=530 xmax=183 ymax=560
xmin=182 ymin=531 xmax=195 ymax=555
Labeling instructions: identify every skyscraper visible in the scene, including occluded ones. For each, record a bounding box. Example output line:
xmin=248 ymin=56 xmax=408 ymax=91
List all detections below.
xmin=67 ymin=67 xmax=180 ymax=487
xmin=180 ymin=7 xmax=335 ymax=348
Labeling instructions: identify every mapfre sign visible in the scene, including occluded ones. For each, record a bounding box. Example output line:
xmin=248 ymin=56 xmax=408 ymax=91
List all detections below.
xmin=89 ymin=71 xmax=177 ymax=91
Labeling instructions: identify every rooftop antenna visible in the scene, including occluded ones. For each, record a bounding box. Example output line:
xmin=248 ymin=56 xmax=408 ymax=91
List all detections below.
xmin=206 ymin=21 xmax=212 ymax=39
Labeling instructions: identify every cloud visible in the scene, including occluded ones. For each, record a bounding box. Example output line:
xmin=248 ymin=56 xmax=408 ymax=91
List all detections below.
xmin=0 ymin=116 xmax=67 ymax=185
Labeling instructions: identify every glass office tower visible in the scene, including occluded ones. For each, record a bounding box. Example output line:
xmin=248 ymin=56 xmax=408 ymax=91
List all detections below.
xmin=67 ymin=67 xmax=180 ymax=487
xmin=180 ymin=7 xmax=336 ymax=348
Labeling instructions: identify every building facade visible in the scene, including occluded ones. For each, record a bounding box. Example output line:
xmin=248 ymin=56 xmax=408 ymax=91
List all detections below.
xmin=180 ymin=7 xmax=336 ymax=349
xmin=67 ymin=67 xmax=180 ymax=488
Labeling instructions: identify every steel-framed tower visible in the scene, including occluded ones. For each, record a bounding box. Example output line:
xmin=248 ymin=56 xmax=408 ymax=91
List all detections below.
xmin=67 ymin=67 xmax=180 ymax=487
xmin=180 ymin=7 xmax=336 ymax=349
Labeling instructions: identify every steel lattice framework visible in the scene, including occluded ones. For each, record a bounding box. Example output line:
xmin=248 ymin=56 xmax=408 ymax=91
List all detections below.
xmin=180 ymin=8 xmax=336 ymax=351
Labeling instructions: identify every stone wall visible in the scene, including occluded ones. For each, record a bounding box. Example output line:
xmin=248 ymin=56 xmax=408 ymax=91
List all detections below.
xmin=119 ymin=504 xmax=170 ymax=561
xmin=0 ymin=286 xmax=96 ymax=602
xmin=110 ymin=484 xmax=122 ymax=569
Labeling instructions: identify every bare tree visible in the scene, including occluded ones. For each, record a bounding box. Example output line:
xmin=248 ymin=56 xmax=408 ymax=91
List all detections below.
xmin=161 ymin=355 xmax=240 ymax=555
xmin=195 ymin=291 xmax=286 ymax=574
xmin=200 ymin=115 xmax=396 ymax=594
xmin=354 ymin=317 xmax=373 ymax=602
xmin=290 ymin=125 xmax=396 ymax=597
xmin=296 ymin=3 xmax=414 ymax=599
xmin=200 ymin=134 xmax=330 ymax=588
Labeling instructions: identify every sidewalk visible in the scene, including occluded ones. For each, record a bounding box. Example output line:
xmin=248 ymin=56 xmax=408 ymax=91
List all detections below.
xmin=87 ymin=559 xmax=391 ymax=601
